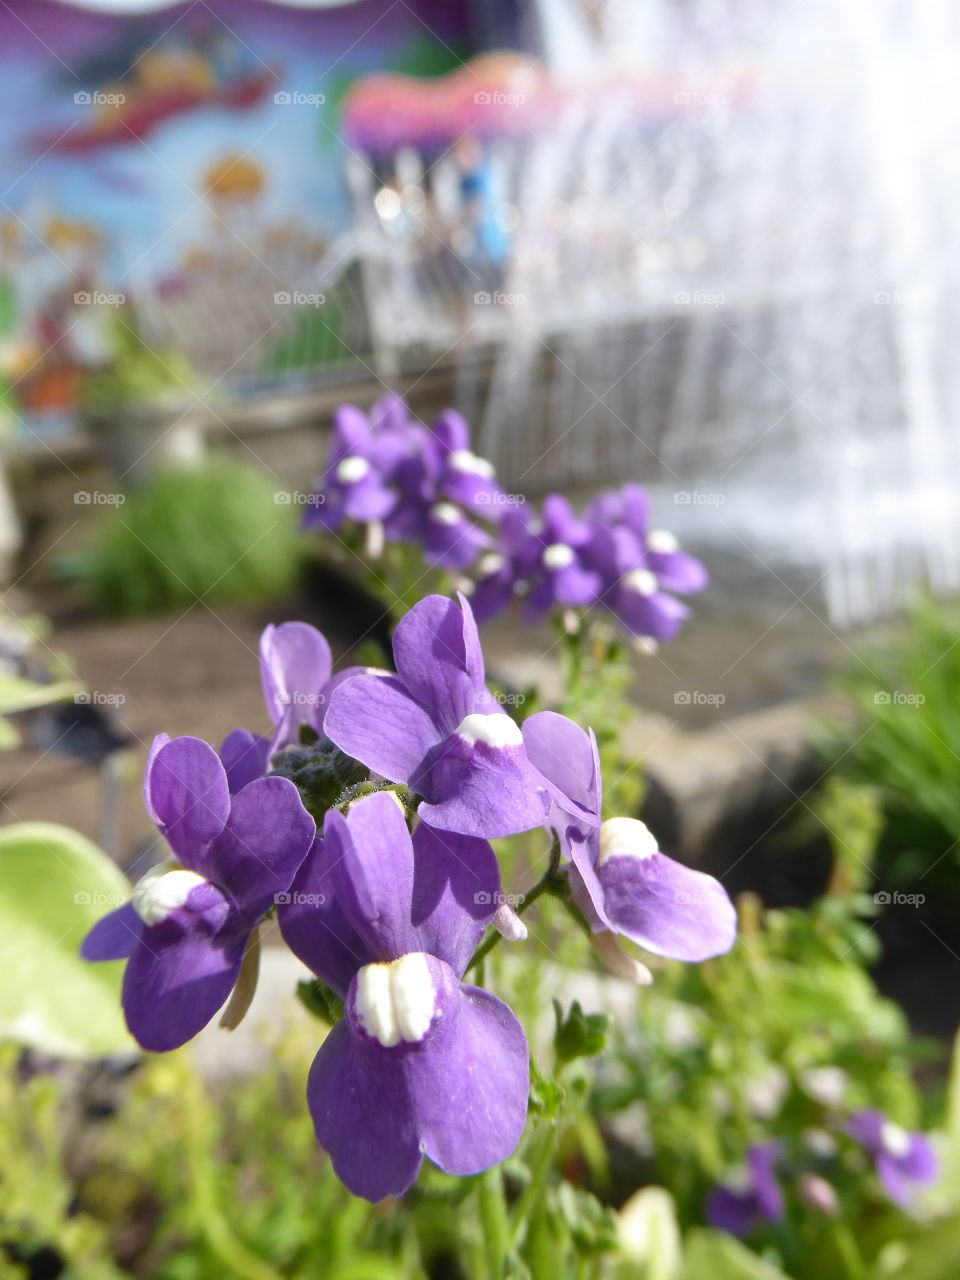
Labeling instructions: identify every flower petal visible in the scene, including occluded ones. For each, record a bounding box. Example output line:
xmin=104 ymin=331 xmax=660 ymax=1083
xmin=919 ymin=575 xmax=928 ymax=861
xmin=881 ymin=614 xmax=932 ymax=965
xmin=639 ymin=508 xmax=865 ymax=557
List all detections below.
xmin=81 ymin=903 xmax=141 ymax=961
xmin=122 ymin=898 xmax=247 ymax=1051
xmin=412 ymin=984 xmax=529 ymax=1178
xmin=278 ymin=835 xmax=371 ymax=995
xmin=411 ymin=824 xmax=500 ymax=976
xmin=331 ymin=794 xmax=418 ymax=962
xmin=145 ymin=736 xmax=231 ymax=866
xmin=260 ymin=622 xmax=332 ymax=736
xmin=392 ymin=595 xmax=484 ymax=735
xmin=219 ymin=728 xmax=271 ymax=795
xmin=306 ymin=1021 xmax=423 ymax=1201
xmin=418 ymin=732 xmax=551 ymax=839
xmin=206 ymin=776 xmax=315 ymax=922
xmin=324 ymin=673 xmax=439 ymax=784
xmin=521 ymin=711 xmax=601 ymax=820
xmin=598 ymin=848 xmax=736 ymax=961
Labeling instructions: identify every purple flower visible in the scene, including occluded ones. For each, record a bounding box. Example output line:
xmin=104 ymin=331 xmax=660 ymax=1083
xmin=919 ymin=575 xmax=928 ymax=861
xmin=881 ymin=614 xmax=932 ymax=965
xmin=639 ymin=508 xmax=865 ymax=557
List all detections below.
xmin=325 ymin=593 xmax=556 ymax=839
xmin=707 ymin=1143 xmax=785 ymax=1237
xmin=219 ymin=621 xmax=363 ymax=789
xmin=521 ymin=710 xmax=736 ymax=962
xmin=848 ymin=1109 xmax=939 ymax=1207
xmin=518 ymin=495 xmax=601 ymax=614
xmin=304 ymin=404 xmax=400 ymax=533
xmin=81 ymin=734 xmax=315 ymax=1051
xmin=467 ymin=507 xmax=537 ymax=622
xmin=279 ymin=791 xmax=529 ymax=1201
xmin=585 ymin=483 xmax=708 ymax=641
xmin=426 ymin=409 xmax=507 ymax=516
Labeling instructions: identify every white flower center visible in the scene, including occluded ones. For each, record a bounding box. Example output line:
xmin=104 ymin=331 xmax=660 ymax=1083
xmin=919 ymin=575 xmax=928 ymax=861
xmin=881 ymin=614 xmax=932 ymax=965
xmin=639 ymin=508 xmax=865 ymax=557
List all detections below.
xmin=336 ymin=456 xmax=370 ymax=484
xmin=431 ymin=502 xmax=461 ymax=526
xmin=623 ymin=568 xmax=657 ymax=596
xmin=648 ymin=529 xmax=679 ymax=554
xmin=456 ymin=712 xmax=523 ymax=749
xmin=478 ymin=552 xmax=506 ymax=577
xmin=354 ymin=953 xmax=436 ymax=1047
xmin=881 ymin=1121 xmax=911 ymax=1159
xmin=598 ymin=817 xmax=659 ymax=868
xmin=131 ymin=861 xmax=207 ymax=926
xmin=543 ymin=543 xmax=575 ymax=570
xmin=449 ymin=449 xmax=495 ymax=478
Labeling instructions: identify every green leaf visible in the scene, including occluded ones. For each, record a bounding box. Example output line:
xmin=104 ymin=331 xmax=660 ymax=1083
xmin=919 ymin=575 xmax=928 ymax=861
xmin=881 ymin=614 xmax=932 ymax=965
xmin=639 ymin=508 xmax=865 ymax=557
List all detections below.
xmin=0 ymin=673 xmax=81 ymax=715
xmin=682 ymin=1230 xmax=793 ymax=1280
xmin=553 ymin=999 xmax=610 ymax=1066
xmin=0 ymin=822 xmax=133 ymax=1057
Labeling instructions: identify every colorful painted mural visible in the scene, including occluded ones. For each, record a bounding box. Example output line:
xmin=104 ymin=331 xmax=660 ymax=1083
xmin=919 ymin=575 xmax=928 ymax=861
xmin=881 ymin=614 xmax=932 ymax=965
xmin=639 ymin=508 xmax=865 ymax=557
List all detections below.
xmin=0 ymin=0 xmax=472 ymax=429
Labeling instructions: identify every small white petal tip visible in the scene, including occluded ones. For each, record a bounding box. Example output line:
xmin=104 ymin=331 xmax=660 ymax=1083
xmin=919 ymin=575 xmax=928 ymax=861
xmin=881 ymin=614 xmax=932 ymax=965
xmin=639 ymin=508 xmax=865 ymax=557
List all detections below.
xmin=131 ymin=862 xmax=207 ymax=926
xmin=598 ymin=817 xmax=659 ymax=867
xmin=592 ymin=931 xmax=654 ymax=986
xmin=493 ymin=903 xmax=528 ymax=942
xmin=355 ymin=953 xmax=436 ymax=1047
xmin=456 ymin=712 xmax=523 ymax=749
xmin=336 ymin=456 xmax=370 ymax=484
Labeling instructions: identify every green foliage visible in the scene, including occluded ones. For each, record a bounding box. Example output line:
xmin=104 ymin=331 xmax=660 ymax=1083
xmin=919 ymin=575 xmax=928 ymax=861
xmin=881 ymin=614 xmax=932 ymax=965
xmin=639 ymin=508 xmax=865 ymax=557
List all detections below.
xmin=0 ymin=823 xmax=132 ymax=1058
xmin=553 ymin=1000 xmax=610 ymax=1067
xmin=825 ymin=600 xmax=960 ymax=885
xmin=82 ymin=313 xmax=198 ymax=412
xmin=78 ymin=460 xmax=300 ymax=617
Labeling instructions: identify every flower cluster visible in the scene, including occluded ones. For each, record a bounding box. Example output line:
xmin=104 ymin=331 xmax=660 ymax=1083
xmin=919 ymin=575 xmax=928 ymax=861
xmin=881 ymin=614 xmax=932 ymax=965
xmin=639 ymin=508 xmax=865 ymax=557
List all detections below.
xmin=467 ymin=485 xmax=708 ymax=643
xmin=304 ymin=398 xmax=707 ymax=644
xmin=82 ymin=592 xmax=736 ymax=1201
xmin=303 ymin=395 xmax=506 ymax=570
xmin=707 ymin=1110 xmax=939 ymax=1236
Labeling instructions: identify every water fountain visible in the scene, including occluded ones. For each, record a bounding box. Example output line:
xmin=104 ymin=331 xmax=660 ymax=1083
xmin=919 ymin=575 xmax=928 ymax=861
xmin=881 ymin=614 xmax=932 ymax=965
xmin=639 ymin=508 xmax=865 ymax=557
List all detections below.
xmin=461 ymin=0 xmax=960 ymax=627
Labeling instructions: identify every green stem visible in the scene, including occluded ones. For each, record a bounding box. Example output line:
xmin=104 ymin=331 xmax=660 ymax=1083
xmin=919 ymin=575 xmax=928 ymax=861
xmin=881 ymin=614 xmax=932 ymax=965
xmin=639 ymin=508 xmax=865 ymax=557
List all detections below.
xmin=464 ymin=836 xmax=563 ymax=976
xmin=832 ymin=1222 xmax=866 ymax=1280
xmin=509 ymin=1123 xmax=559 ymax=1252
xmin=476 ymin=1167 xmax=510 ymax=1280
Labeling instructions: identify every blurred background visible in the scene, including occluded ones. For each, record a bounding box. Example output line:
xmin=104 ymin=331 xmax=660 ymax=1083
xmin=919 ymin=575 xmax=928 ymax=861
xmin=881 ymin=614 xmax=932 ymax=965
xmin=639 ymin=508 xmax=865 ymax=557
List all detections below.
xmin=3 ymin=2 xmax=960 ymax=1276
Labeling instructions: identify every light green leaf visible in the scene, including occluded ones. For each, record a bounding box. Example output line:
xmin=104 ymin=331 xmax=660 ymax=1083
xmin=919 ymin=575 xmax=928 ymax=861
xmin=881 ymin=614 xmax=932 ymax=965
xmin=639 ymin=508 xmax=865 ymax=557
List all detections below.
xmin=0 ymin=673 xmax=82 ymax=715
xmin=682 ymin=1230 xmax=793 ymax=1280
xmin=0 ymin=822 xmax=134 ymax=1057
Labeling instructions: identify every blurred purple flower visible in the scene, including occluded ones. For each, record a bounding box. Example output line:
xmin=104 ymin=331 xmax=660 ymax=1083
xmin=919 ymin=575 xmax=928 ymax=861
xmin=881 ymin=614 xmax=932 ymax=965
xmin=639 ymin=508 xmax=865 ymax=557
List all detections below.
xmin=707 ymin=1143 xmax=785 ymax=1237
xmin=521 ymin=710 xmax=736 ymax=963
xmin=219 ymin=621 xmax=364 ymax=790
xmin=82 ymin=734 xmax=315 ymax=1051
xmin=325 ymin=593 xmax=555 ymax=839
xmin=279 ymin=791 xmax=528 ymax=1201
xmin=848 ymin=1109 xmax=939 ymax=1207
